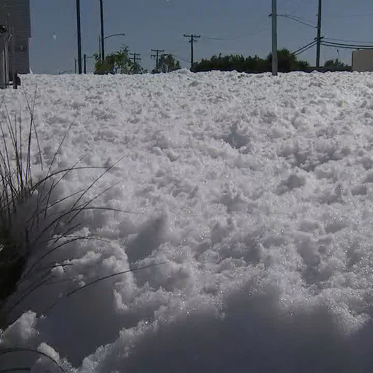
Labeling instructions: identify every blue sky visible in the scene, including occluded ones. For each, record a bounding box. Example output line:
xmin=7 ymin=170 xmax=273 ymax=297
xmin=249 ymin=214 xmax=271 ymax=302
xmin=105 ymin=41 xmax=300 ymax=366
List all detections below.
xmin=30 ymin=0 xmax=373 ymax=74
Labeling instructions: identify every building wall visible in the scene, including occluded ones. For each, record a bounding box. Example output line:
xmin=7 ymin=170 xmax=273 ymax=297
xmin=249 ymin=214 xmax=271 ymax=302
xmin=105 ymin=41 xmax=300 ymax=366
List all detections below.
xmin=0 ymin=0 xmax=31 ymax=74
xmin=352 ymin=50 xmax=373 ymax=73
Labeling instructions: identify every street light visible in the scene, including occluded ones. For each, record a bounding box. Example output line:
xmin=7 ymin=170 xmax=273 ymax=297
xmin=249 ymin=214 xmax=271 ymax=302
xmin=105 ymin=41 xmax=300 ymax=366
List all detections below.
xmin=104 ymin=33 xmax=126 ymax=41
xmin=99 ymin=33 xmax=126 ymax=60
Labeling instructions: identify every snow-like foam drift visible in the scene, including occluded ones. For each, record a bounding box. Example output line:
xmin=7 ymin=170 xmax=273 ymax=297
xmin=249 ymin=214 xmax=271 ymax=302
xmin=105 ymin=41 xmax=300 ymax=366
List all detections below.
xmin=2 ymin=70 xmax=373 ymax=371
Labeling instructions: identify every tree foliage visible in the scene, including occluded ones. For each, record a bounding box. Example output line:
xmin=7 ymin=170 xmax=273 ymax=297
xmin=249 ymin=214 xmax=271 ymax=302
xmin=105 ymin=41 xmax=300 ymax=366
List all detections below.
xmin=153 ymin=54 xmax=181 ymax=74
xmin=324 ymin=59 xmax=347 ymax=68
xmin=193 ymin=49 xmax=310 ymax=73
xmin=94 ymin=47 xmax=146 ymax=75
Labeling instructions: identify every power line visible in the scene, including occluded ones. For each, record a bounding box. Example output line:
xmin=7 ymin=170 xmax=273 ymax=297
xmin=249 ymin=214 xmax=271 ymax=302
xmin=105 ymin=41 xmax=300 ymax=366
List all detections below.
xmin=295 ymin=42 xmax=317 ymax=56
xmin=324 ymin=37 xmax=373 ymax=45
xmin=293 ymin=40 xmax=317 ymax=55
xmin=324 ymin=12 xmax=373 ymax=18
xmin=321 ymin=40 xmax=373 ymax=50
xmin=283 ymin=14 xmax=315 ymax=25
xmin=169 ymin=54 xmax=191 ymax=64
xmin=202 ymin=27 xmax=270 ymax=41
xmin=277 ymin=14 xmax=316 ymax=28
xmin=322 ymin=40 xmax=373 ymax=48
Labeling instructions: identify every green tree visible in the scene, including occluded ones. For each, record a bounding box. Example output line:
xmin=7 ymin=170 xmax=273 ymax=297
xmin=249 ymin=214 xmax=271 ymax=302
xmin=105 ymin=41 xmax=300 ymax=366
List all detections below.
xmin=267 ymin=49 xmax=309 ymax=72
xmin=193 ymin=49 xmax=309 ymax=73
xmin=131 ymin=61 xmax=147 ymax=75
xmin=324 ymin=59 xmax=347 ymax=68
xmin=94 ymin=47 xmax=144 ymax=75
xmin=152 ymin=54 xmax=181 ymax=73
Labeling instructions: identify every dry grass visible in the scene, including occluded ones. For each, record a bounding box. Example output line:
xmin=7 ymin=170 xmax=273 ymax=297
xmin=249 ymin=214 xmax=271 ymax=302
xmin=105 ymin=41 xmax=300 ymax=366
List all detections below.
xmin=0 ymin=89 xmax=164 ymax=371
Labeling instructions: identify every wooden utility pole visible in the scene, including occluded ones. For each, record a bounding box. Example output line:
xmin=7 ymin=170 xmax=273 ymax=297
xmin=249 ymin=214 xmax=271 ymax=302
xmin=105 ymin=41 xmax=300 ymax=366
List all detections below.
xmin=316 ymin=0 xmax=322 ymax=68
xmin=151 ymin=49 xmax=165 ymax=72
xmin=100 ymin=0 xmax=105 ymax=61
xmin=130 ymin=53 xmax=141 ymax=65
xmin=184 ymin=34 xmax=201 ymax=70
xmin=129 ymin=53 xmax=141 ymax=73
xmin=271 ymin=0 xmax=278 ymax=76
xmin=76 ymin=0 xmax=82 ymax=74
xmin=11 ymin=26 xmax=17 ymax=89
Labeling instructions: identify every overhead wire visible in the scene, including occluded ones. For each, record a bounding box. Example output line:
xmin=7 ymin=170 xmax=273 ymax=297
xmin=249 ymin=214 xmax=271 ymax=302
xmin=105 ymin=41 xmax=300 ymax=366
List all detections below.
xmin=324 ymin=12 xmax=373 ymax=18
xmin=202 ymin=27 xmax=270 ymax=42
xmin=293 ymin=40 xmax=317 ymax=55
xmin=159 ymin=1 xmax=372 ymax=67
xmin=285 ymin=14 xmax=316 ymax=24
xmin=321 ymin=41 xmax=373 ymax=50
xmin=324 ymin=37 xmax=373 ymax=45
xmin=322 ymin=40 xmax=373 ymax=48
xmin=295 ymin=42 xmax=316 ymax=56
xmin=277 ymin=14 xmax=316 ymax=28
xmin=168 ymin=54 xmax=191 ymax=64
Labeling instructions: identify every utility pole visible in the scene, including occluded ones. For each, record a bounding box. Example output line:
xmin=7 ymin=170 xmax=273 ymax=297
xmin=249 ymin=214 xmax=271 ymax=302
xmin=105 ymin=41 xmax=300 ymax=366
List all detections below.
xmin=11 ymin=26 xmax=16 ymax=89
xmin=316 ymin=0 xmax=322 ymax=68
xmin=151 ymin=49 xmax=165 ymax=72
xmin=84 ymin=54 xmax=87 ymax=74
xmin=76 ymin=0 xmax=82 ymax=74
xmin=130 ymin=53 xmax=141 ymax=74
xmin=100 ymin=0 xmax=105 ymax=61
xmin=184 ymin=34 xmax=201 ymax=70
xmin=271 ymin=0 xmax=278 ymax=76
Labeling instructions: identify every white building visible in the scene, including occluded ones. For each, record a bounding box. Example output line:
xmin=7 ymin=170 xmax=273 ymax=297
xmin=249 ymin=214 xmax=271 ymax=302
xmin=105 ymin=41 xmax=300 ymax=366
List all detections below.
xmin=352 ymin=49 xmax=373 ymax=73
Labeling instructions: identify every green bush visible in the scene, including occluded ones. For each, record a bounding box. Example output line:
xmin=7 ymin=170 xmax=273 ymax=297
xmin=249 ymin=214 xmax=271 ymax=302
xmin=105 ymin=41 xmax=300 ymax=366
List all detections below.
xmin=193 ymin=49 xmax=310 ymax=73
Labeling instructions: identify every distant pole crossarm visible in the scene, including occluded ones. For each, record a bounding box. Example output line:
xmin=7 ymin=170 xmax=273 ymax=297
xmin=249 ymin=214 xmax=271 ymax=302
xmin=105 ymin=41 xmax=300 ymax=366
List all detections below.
xmin=271 ymin=0 xmax=278 ymax=76
xmin=184 ymin=34 xmax=201 ymax=70
xmin=129 ymin=53 xmax=141 ymax=74
xmin=151 ymin=49 xmax=165 ymax=71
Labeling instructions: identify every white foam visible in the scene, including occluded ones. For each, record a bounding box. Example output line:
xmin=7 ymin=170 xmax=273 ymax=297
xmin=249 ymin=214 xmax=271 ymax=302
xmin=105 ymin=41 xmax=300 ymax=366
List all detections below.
xmin=2 ymin=71 xmax=373 ymax=371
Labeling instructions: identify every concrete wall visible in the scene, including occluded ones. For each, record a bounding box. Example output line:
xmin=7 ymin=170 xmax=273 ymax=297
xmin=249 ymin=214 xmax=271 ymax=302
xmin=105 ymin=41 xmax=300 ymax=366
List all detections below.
xmin=0 ymin=0 xmax=31 ymax=74
xmin=352 ymin=50 xmax=373 ymax=72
